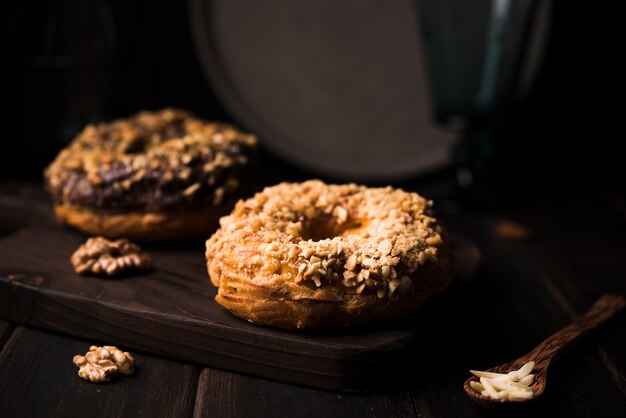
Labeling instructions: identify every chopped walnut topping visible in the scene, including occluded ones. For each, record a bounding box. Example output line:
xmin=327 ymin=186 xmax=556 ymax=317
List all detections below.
xmin=71 ymin=237 xmax=152 ymax=276
xmin=207 ymin=180 xmax=447 ymax=299
xmin=44 ymin=109 xmax=257 ymax=210
xmin=73 ymin=345 xmax=135 ymax=383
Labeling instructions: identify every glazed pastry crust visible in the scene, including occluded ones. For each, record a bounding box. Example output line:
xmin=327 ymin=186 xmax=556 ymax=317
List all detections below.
xmin=206 ymin=180 xmax=453 ymax=330
xmin=45 ymin=109 xmax=256 ymax=240
xmin=55 ymin=202 xmax=231 ymax=242
xmin=209 ymin=256 xmax=452 ymax=330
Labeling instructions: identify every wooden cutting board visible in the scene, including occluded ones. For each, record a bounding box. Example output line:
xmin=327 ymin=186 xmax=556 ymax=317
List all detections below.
xmin=0 ymin=225 xmax=478 ymax=392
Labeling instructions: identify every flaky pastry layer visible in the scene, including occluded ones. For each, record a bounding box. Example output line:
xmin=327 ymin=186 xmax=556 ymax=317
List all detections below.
xmin=206 ymin=180 xmax=453 ymax=329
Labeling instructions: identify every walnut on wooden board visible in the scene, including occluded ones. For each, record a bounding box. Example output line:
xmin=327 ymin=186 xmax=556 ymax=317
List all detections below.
xmin=72 ymin=345 xmax=135 ymax=383
xmin=71 ymin=236 xmax=152 ymax=276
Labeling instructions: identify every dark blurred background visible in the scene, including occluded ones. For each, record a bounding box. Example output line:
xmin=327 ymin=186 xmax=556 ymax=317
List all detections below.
xmin=1 ymin=0 xmax=624 ymax=201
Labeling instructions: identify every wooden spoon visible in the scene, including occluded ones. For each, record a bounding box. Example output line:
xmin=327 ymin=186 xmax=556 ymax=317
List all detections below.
xmin=464 ymin=294 xmax=626 ymax=406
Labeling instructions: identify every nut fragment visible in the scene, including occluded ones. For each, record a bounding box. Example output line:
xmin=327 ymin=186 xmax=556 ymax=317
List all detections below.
xmin=469 ymin=361 xmax=535 ymax=402
xmin=71 ymin=237 xmax=152 ymax=276
xmin=73 ymin=345 xmax=135 ymax=383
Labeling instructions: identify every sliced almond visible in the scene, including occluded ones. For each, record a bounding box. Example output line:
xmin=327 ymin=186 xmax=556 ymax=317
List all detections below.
xmin=518 ymin=374 xmax=535 ymax=386
xmin=469 ymin=381 xmax=484 ymax=393
xmin=488 ymin=378 xmax=531 ymax=393
xmin=516 ymin=361 xmax=535 ymax=379
xmin=470 ymin=362 xmax=535 ymax=401
xmin=508 ymin=391 xmax=534 ymax=400
xmin=492 ymin=371 xmax=519 ymax=382
xmin=480 ymin=377 xmax=499 ymax=399
xmin=503 ymin=380 xmax=534 ymax=390
xmin=470 ymin=370 xmax=509 ymax=379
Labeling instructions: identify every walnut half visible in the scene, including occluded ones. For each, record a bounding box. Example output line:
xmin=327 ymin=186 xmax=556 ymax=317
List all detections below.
xmin=71 ymin=237 xmax=152 ymax=276
xmin=73 ymin=345 xmax=135 ymax=383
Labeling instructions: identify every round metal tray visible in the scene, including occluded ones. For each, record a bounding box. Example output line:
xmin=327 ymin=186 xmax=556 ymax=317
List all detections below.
xmin=190 ymin=0 xmax=454 ymax=181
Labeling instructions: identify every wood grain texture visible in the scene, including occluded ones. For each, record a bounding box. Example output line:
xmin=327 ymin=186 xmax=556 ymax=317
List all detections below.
xmin=522 ymin=294 xmax=625 ymax=368
xmin=193 ymin=367 xmax=417 ymax=418
xmin=464 ymin=294 xmax=626 ymax=405
xmin=430 ymin=217 xmax=626 ymax=416
xmin=1 ymin=184 xmax=624 ymax=417
xmin=0 ymin=320 xmax=12 ymax=351
xmin=522 ymin=199 xmax=626 ymax=399
xmin=0 ymin=182 xmax=54 ymax=235
xmin=0 ymin=327 xmax=198 ymax=418
xmin=0 ymin=225 xmax=471 ymax=392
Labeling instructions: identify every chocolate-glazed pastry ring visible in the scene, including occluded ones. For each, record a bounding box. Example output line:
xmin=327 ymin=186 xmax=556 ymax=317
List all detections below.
xmin=45 ymin=109 xmax=257 ymax=241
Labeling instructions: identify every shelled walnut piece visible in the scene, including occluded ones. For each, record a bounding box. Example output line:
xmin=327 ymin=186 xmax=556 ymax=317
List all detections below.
xmin=72 ymin=345 xmax=135 ymax=383
xmin=71 ymin=237 xmax=152 ymax=276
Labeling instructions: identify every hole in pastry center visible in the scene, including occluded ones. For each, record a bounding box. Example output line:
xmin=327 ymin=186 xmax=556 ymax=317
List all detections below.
xmin=123 ymin=139 xmax=147 ymax=154
xmin=299 ymin=214 xmax=364 ymax=241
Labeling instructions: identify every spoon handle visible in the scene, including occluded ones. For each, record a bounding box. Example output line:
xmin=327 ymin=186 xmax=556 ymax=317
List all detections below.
xmin=523 ymin=294 xmax=625 ymax=369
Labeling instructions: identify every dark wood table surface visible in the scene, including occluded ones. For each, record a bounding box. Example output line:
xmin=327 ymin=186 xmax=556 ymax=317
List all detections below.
xmin=0 ymin=180 xmax=625 ymax=417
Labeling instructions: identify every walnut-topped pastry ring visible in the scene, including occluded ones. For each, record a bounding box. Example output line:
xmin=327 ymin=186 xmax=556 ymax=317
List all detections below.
xmin=45 ymin=108 xmax=257 ymax=241
xmin=206 ymin=180 xmax=453 ymax=329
